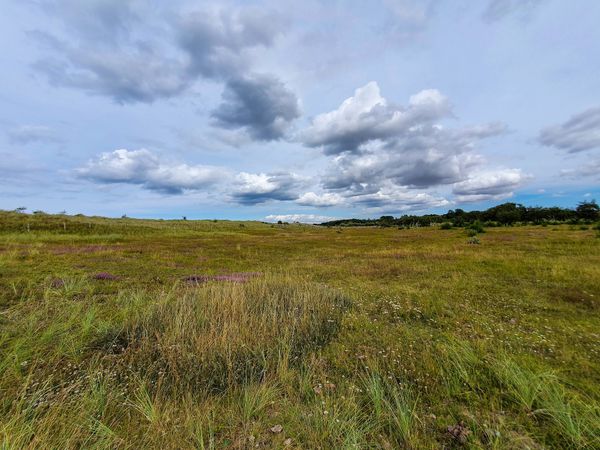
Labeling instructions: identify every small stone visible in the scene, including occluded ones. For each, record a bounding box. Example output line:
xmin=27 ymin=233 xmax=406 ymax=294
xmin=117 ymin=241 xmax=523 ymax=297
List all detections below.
xmin=270 ymin=424 xmax=283 ymax=434
xmin=447 ymin=421 xmax=471 ymax=444
xmin=284 ymin=438 xmax=292 ymax=446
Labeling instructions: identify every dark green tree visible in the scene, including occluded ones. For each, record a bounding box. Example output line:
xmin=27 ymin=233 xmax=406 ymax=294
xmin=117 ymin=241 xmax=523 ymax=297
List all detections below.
xmin=379 ymin=215 xmax=395 ymax=227
xmin=576 ymin=200 xmax=599 ymax=221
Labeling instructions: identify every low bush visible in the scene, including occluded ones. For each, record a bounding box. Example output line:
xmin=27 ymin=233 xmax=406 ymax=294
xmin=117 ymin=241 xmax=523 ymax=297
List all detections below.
xmin=466 ymin=229 xmax=478 ymax=237
xmin=483 ymin=221 xmax=500 ymax=227
xmin=468 ymin=220 xmax=485 ymax=234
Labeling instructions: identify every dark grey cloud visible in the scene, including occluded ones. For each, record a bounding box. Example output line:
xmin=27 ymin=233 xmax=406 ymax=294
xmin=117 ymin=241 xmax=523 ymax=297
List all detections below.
xmin=178 ymin=7 xmax=285 ymax=79
xmin=77 ymin=148 xmax=225 ymax=194
xmin=560 ymin=158 xmax=600 ymax=180
xmin=28 ymin=2 xmax=189 ymax=104
xmin=212 ymin=74 xmax=300 ymax=141
xmin=7 ymin=125 xmax=62 ymax=145
xmin=33 ymin=44 xmax=190 ymax=104
xmin=539 ymin=107 xmax=600 ymax=153
xmin=321 ymin=140 xmax=483 ymax=194
xmin=27 ymin=2 xmax=288 ymax=105
xmin=482 ymin=0 xmax=546 ymax=22
xmin=231 ymin=172 xmax=303 ymax=205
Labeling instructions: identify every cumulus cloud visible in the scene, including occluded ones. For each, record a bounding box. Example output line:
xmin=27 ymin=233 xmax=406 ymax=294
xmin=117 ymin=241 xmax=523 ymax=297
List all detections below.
xmin=231 ymin=172 xmax=304 ymax=205
xmin=77 ymin=149 xmax=224 ymax=194
xmin=299 ymin=81 xmax=512 ymax=208
xmin=211 ymin=74 xmax=300 ymax=140
xmin=264 ymin=214 xmax=338 ymax=224
xmin=7 ymin=125 xmax=62 ymax=145
xmin=320 ymin=129 xmax=492 ymax=192
xmin=301 ymin=81 xmax=451 ymax=154
xmin=296 ymin=192 xmax=345 ymax=207
xmin=538 ymin=107 xmax=600 ymax=153
xmin=451 ymin=169 xmax=528 ymax=202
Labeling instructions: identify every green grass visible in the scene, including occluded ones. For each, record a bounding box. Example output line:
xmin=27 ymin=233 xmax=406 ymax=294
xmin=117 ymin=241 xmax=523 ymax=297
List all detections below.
xmin=0 ymin=211 xmax=599 ymax=448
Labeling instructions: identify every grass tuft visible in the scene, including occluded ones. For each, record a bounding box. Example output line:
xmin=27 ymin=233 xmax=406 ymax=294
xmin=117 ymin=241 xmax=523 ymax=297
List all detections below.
xmin=120 ymin=277 xmax=351 ymax=393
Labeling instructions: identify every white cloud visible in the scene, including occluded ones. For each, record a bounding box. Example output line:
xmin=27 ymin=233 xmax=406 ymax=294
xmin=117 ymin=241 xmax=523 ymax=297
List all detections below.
xmin=299 ymin=81 xmax=512 ymax=209
xmin=296 ymin=192 xmax=345 ymax=207
xmin=348 ymin=183 xmax=451 ymax=212
xmin=264 ymin=214 xmax=338 ymax=223
xmin=77 ymin=149 xmax=225 ymax=194
xmin=452 ymin=169 xmax=528 ymax=202
xmin=300 ymin=81 xmax=451 ymax=154
xmin=231 ymin=172 xmax=304 ymax=205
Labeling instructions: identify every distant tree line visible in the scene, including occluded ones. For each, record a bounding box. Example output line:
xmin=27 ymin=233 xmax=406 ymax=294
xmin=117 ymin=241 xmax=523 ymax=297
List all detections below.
xmin=320 ymin=201 xmax=600 ymax=228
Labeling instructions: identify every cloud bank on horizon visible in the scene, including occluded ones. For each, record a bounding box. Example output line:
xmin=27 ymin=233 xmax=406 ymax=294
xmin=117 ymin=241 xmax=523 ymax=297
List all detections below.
xmin=1 ymin=0 xmax=599 ymax=220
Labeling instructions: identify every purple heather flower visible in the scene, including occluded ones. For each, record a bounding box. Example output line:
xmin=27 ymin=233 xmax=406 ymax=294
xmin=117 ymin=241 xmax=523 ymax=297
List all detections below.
xmin=92 ymin=272 xmax=120 ymax=281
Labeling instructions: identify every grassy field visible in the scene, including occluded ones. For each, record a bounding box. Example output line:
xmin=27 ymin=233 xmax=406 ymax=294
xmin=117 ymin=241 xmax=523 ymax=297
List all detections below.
xmin=1 ymin=212 xmax=599 ymax=449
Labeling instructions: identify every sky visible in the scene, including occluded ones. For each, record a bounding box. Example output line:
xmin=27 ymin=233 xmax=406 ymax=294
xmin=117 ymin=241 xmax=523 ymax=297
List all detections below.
xmin=1 ymin=0 xmax=599 ymax=222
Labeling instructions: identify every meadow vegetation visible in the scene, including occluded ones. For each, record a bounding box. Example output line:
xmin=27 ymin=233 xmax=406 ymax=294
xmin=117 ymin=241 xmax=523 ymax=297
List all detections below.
xmin=0 ymin=210 xmax=599 ymax=448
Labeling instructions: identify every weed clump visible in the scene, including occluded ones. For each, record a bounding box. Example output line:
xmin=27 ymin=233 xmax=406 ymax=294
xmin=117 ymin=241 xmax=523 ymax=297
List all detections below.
xmin=183 ymin=272 xmax=261 ymax=284
xmin=363 ymin=373 xmax=419 ymax=447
